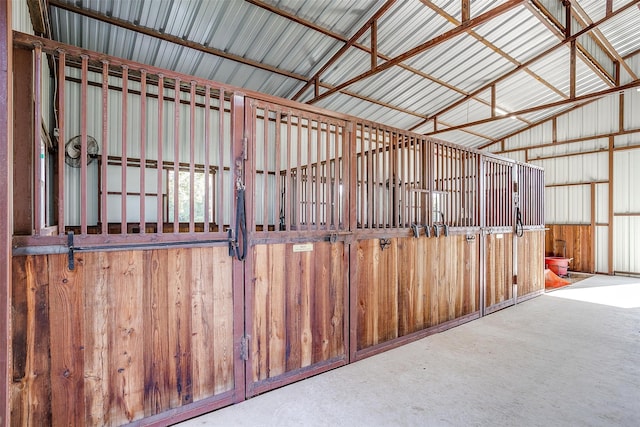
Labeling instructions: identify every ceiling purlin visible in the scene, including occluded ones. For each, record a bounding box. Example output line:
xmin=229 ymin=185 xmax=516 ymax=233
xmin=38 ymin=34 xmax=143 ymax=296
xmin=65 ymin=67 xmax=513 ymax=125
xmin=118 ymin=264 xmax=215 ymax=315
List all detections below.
xmin=290 ymin=0 xmax=397 ymax=101
xmin=426 ymin=78 xmax=640 ymax=136
xmin=623 ymin=47 xmax=640 ymax=60
xmin=305 ymin=0 xmax=527 ymax=105
xmin=528 ymin=0 xmax=617 ymax=87
xmin=408 ymin=0 xmax=639 ymax=133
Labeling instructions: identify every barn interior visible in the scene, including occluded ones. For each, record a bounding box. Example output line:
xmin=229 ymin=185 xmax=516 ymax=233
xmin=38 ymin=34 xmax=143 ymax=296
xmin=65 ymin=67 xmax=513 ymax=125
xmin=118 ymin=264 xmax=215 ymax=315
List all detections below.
xmin=1 ymin=1 xmax=640 ymax=426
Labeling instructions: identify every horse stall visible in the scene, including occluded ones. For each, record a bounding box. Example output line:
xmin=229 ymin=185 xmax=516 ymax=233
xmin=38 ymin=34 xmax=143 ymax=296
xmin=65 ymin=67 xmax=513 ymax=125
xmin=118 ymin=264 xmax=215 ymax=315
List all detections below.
xmin=10 ymin=33 xmax=545 ymax=426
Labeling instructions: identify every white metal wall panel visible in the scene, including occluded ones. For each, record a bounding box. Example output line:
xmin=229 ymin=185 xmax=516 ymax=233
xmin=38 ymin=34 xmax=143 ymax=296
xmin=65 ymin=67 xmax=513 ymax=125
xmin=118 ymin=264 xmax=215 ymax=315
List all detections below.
xmin=544 ymin=185 xmax=590 ymax=224
xmin=595 ymin=183 xmax=608 ymax=224
xmin=12 ymin=0 xmax=33 ymax=34
xmin=504 ymin=122 xmax=553 ymax=151
xmin=530 ymin=152 xmax=607 ymax=185
xmin=624 ymin=85 xmax=640 ymax=131
xmin=555 ymin=95 xmax=619 ymax=140
xmin=528 ymin=138 xmax=608 ymax=160
xmin=613 ymin=149 xmax=640 ymax=213
xmin=595 ymin=225 xmax=608 ymax=273
xmin=614 ymin=217 xmax=640 ymax=273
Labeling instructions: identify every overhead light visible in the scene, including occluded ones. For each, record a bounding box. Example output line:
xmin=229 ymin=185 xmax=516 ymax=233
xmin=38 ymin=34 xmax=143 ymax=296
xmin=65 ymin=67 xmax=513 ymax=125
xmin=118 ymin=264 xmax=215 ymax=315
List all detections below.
xmin=495 ymin=107 xmax=517 ymax=119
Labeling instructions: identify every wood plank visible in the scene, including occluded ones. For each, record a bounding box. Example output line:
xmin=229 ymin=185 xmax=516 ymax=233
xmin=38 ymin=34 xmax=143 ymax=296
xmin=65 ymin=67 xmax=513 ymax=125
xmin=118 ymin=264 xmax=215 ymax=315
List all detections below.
xmin=10 ymin=257 xmax=27 ymax=426
xmin=300 ymin=248 xmax=313 ymax=368
xmin=190 ymin=247 xmax=215 ymax=401
xmin=108 ymin=251 xmax=145 ymax=423
xmin=143 ymin=250 xmax=170 ymax=417
xmin=356 ymin=240 xmax=373 ymax=350
xmin=397 ymin=238 xmax=414 ymax=336
xmin=49 ymin=253 xmax=85 ymax=426
xmin=268 ymin=244 xmax=286 ymax=377
xmin=252 ymin=245 xmax=269 ymax=382
xmin=166 ymin=248 xmax=193 ymax=408
xmin=212 ymin=246 xmax=234 ymax=394
xmin=83 ymin=252 xmax=110 ymax=425
xmin=329 ymin=242 xmax=345 ymax=358
xmin=313 ymin=242 xmax=330 ymax=363
xmin=285 ymin=249 xmax=302 ymax=372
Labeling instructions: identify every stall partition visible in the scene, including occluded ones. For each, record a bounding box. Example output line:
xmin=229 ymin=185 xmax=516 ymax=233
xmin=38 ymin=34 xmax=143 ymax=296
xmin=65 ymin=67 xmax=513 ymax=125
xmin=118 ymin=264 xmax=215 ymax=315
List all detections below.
xmin=10 ymin=33 xmax=545 ymax=426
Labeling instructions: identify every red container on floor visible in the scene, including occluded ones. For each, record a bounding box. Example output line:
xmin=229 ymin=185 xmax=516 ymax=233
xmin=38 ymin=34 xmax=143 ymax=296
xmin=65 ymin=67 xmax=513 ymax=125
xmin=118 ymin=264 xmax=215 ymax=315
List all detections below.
xmin=545 ymin=256 xmax=570 ymax=276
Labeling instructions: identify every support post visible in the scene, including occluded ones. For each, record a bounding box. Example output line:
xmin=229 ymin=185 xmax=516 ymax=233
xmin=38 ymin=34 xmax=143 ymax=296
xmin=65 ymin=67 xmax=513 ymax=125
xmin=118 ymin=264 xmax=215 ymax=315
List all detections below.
xmin=1 ymin=1 xmax=13 ymax=424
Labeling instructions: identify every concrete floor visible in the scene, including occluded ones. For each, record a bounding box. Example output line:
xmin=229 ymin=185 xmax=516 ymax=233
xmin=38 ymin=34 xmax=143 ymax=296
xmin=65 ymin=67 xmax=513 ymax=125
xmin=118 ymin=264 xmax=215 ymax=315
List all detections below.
xmin=177 ymin=275 xmax=640 ymax=427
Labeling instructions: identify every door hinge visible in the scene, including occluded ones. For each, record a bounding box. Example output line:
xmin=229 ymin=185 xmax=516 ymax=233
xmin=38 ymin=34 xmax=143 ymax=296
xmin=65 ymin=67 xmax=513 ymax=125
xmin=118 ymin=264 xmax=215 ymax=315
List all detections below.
xmin=513 ymin=274 xmax=518 ymax=285
xmin=240 ymin=335 xmax=250 ymax=361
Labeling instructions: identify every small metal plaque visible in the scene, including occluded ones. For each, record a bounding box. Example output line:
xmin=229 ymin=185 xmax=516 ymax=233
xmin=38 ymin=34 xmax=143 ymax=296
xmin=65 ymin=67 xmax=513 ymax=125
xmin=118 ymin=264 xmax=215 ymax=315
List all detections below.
xmin=496 ymin=233 xmax=504 ymax=239
xmin=293 ymin=243 xmax=314 ymax=252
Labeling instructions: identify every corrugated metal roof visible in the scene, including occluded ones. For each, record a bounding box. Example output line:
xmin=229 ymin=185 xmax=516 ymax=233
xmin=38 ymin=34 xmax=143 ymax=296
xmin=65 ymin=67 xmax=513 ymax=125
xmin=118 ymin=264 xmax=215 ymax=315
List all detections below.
xmin=45 ymin=0 xmax=640 ymax=149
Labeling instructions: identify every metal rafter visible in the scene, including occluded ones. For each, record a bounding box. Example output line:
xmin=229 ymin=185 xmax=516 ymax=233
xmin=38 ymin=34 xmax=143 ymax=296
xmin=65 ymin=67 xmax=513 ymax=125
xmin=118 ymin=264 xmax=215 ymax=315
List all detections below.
xmin=305 ymin=0 xmax=527 ymax=105
xmin=408 ymin=0 xmax=638 ymax=133
xmin=426 ymin=79 xmax=640 ymax=136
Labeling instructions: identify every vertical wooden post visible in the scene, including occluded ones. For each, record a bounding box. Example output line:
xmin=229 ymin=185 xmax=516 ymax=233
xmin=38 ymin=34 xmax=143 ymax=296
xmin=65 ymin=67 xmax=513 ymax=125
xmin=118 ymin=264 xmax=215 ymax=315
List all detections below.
xmin=590 ymin=182 xmax=596 ymax=274
xmin=608 ymin=136 xmax=614 ymax=274
xmin=370 ymin=19 xmax=377 ymax=69
xmin=462 ymin=0 xmax=470 ymax=23
xmin=0 ymin=1 xmax=13 ymax=424
xmin=490 ymin=85 xmax=496 ymax=117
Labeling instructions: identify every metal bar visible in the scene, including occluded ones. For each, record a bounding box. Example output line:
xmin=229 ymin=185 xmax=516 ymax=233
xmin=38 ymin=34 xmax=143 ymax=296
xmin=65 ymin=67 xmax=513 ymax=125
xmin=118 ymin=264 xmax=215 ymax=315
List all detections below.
xmin=263 ymin=107 xmax=269 ymax=230
xmin=204 ymin=85 xmax=211 ymax=232
xmin=382 ymin=129 xmax=388 ymax=228
xmin=218 ymin=89 xmax=225 ymax=228
xmin=296 ymin=114 xmax=302 ymax=228
xmin=285 ymin=112 xmax=292 ymax=231
xmin=332 ymin=123 xmax=338 ymax=229
xmin=316 ymin=118 xmax=322 ymax=230
xmin=121 ymin=65 xmax=128 ymax=234
xmin=101 ymin=60 xmax=108 ymax=234
xmin=189 ymin=81 xmax=196 ymax=233
xmin=79 ymin=55 xmax=89 ymax=235
xmin=57 ymin=49 xmax=66 ymax=235
xmin=324 ymin=121 xmax=330 ymax=229
xmin=173 ymin=77 xmax=180 ymax=233
xmin=33 ymin=43 xmax=43 ymax=234
xmin=140 ymin=70 xmax=147 ymax=233
xmin=156 ymin=74 xmax=164 ymax=234
xmin=274 ymin=109 xmax=281 ymax=231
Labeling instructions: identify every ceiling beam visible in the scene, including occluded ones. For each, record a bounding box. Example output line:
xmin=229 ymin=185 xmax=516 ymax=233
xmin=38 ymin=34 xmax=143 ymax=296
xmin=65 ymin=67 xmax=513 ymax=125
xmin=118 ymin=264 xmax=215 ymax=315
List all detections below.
xmin=291 ymin=0 xmax=396 ymax=101
xmin=420 ymin=0 xmax=568 ymax=100
xmin=409 ymin=1 xmax=638 ymax=132
xmin=305 ymin=0 xmax=526 ymax=105
xmin=427 ymin=79 xmax=640 ymax=136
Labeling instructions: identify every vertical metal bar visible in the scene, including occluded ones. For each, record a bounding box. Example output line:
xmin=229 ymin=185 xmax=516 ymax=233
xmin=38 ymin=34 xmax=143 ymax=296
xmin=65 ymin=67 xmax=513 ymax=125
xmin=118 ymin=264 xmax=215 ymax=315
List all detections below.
xmin=358 ymin=123 xmax=364 ymax=227
xmin=285 ymin=113 xmax=292 ymax=230
xmin=33 ymin=44 xmax=43 ymax=234
xmin=332 ymin=123 xmax=338 ymax=229
xmin=140 ymin=70 xmax=147 ymax=233
xmin=382 ymin=129 xmax=388 ymax=228
xmin=324 ymin=121 xmax=330 ymax=229
xmin=156 ymin=75 xmax=164 ymax=234
xmin=367 ymin=126 xmax=373 ymax=228
xmin=80 ymin=55 xmax=89 ymax=235
xmin=121 ymin=65 xmax=128 ymax=234
xmin=101 ymin=60 xmax=108 ymax=234
xmin=274 ymin=110 xmax=281 ymax=231
xmin=203 ymin=85 xmax=211 ymax=232
xmin=305 ymin=117 xmax=311 ymax=230
xmin=296 ymin=115 xmax=302 ymax=228
xmin=173 ymin=77 xmax=180 ymax=233
xmin=316 ymin=118 xmax=322 ymax=230
xmin=263 ymin=107 xmax=269 ymax=230
xmin=57 ymin=50 xmax=66 ymax=235
xmin=189 ymin=81 xmax=196 ymax=233
xmin=218 ymin=89 xmax=225 ymax=229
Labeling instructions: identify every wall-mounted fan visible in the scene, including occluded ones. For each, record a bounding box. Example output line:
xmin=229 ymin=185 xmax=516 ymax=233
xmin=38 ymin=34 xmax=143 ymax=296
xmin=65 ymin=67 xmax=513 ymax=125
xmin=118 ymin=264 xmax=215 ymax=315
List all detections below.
xmin=65 ymin=135 xmax=99 ymax=167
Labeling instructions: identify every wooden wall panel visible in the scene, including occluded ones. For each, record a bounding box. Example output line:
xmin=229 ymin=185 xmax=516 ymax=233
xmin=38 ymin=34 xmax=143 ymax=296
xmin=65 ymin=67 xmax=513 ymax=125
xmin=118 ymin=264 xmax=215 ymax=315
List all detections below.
xmin=545 ymin=224 xmax=594 ymax=273
xmin=485 ymin=233 xmax=513 ymax=309
xmin=11 ymin=246 xmax=236 ymax=426
xmin=358 ymin=235 xmax=479 ymax=352
xmin=250 ymin=242 xmax=346 ymax=385
xmin=517 ymin=230 xmax=545 ymax=298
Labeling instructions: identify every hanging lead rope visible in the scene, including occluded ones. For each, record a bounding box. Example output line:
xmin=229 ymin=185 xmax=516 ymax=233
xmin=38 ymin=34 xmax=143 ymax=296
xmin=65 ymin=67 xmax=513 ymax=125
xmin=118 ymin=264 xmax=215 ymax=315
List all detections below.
xmin=230 ymin=179 xmax=248 ymax=261
xmin=515 ymin=207 xmax=524 ymax=238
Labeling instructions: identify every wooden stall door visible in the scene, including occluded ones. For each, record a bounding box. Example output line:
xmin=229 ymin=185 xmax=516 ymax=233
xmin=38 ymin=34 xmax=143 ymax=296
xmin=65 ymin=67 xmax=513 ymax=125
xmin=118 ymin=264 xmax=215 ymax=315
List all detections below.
xmin=243 ymin=99 xmax=349 ymax=397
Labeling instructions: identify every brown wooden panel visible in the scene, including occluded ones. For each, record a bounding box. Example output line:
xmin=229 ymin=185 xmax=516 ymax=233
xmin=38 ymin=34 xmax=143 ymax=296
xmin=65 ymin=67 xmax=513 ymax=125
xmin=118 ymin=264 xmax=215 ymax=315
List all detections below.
xmin=11 ymin=246 xmax=237 ymax=426
xmin=485 ymin=233 xmax=513 ymax=309
xmin=518 ymin=230 xmax=545 ymax=297
xmin=11 ymin=256 xmax=52 ymax=427
xmin=49 ymin=253 xmax=86 ymax=426
xmin=545 ymin=224 xmax=594 ymax=273
xmin=250 ymin=242 xmax=346 ymax=387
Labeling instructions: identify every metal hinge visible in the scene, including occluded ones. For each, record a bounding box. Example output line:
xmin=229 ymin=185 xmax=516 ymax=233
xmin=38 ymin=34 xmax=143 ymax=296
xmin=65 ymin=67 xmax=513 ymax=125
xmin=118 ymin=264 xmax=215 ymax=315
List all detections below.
xmin=513 ymin=274 xmax=518 ymax=285
xmin=240 ymin=335 xmax=250 ymax=361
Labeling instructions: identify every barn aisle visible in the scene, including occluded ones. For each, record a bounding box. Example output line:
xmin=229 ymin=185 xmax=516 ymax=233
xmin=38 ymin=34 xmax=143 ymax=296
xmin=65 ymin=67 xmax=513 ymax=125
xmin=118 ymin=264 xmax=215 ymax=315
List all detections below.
xmin=177 ymin=275 xmax=640 ymax=426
